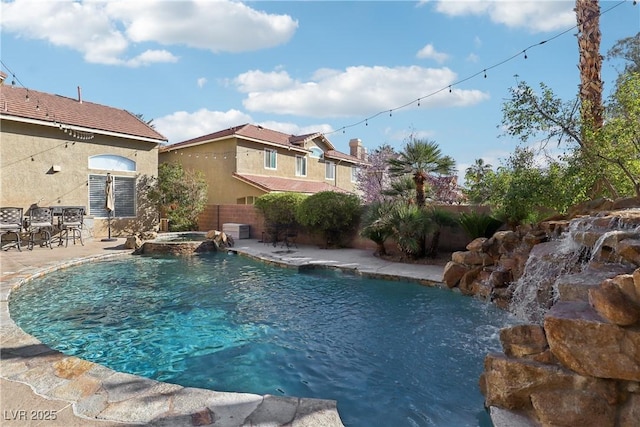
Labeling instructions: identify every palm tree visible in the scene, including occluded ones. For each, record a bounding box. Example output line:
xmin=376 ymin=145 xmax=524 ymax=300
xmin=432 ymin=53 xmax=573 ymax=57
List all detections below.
xmin=386 ymin=203 xmax=436 ymax=259
xmin=359 ymin=201 xmax=395 ymax=256
xmin=465 ymin=158 xmax=493 ymax=204
xmin=465 ymin=158 xmax=492 ymax=185
xmin=387 ymin=139 xmax=456 ymax=208
xmin=381 ymin=175 xmax=418 ymax=204
xmin=576 ymin=0 xmax=603 ymax=131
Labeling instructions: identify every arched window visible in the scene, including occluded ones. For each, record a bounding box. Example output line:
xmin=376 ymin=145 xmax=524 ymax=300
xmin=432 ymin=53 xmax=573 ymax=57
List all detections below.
xmin=88 ymin=155 xmax=136 ymax=217
xmin=88 ymin=154 xmax=136 ymax=171
xmin=309 ymin=147 xmax=324 ymax=159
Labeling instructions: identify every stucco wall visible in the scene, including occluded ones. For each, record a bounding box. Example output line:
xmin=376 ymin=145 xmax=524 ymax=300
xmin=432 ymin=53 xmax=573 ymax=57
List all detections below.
xmin=1 ymin=120 xmax=158 ymax=238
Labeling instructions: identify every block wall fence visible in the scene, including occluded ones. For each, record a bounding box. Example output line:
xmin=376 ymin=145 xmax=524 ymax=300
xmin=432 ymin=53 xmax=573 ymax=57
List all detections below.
xmin=196 ymin=204 xmax=491 ymax=252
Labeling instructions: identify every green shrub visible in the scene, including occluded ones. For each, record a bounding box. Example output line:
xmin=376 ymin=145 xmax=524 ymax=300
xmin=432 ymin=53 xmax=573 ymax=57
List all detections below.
xmin=387 ymin=204 xmax=435 ymax=259
xmin=359 ymin=201 xmax=396 ymax=256
xmin=148 ymin=163 xmax=208 ymax=231
xmin=255 ymin=192 xmax=306 ymax=241
xmin=458 ymin=211 xmax=503 ymax=239
xmin=296 ymin=191 xmax=362 ymax=248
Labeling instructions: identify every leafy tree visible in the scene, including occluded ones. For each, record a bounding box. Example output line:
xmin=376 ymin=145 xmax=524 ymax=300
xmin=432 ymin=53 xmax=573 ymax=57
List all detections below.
xmin=500 ymin=76 xmax=638 ymax=200
xmin=148 ymin=163 xmax=208 ymax=231
xmin=593 ymin=71 xmax=640 ymax=196
xmin=296 ymin=191 xmax=362 ymax=248
xmin=255 ymin=192 xmax=306 ymax=243
xmin=605 ymin=32 xmax=640 ymax=88
xmin=387 ymin=139 xmax=456 ymax=208
xmin=464 ymin=158 xmax=493 ymax=204
xmin=355 ymin=144 xmax=396 ymax=203
xmin=484 ymin=147 xmax=580 ymax=227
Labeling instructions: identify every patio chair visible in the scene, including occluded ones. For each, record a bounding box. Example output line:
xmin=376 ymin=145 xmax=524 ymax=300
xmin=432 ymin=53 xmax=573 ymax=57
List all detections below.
xmin=0 ymin=207 xmax=23 ymax=251
xmin=59 ymin=207 xmax=84 ymax=247
xmin=281 ymin=228 xmax=298 ymax=249
xmin=27 ymin=207 xmax=54 ymax=250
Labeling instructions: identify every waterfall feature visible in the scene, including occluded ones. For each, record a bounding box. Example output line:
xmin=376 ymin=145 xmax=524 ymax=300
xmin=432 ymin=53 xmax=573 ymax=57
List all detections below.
xmin=508 ymin=211 xmax=640 ymax=323
xmin=508 ymin=239 xmax=583 ymax=323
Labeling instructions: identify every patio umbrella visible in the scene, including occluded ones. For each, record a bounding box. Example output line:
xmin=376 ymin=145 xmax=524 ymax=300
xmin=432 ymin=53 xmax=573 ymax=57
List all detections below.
xmin=102 ymin=173 xmax=117 ymax=241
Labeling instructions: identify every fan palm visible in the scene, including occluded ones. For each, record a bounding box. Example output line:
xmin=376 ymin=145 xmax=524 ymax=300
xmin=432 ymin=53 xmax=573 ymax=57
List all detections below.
xmin=359 ymin=201 xmax=396 ymax=256
xmin=388 ymin=139 xmax=456 ymax=207
xmin=387 ymin=203 xmax=436 ymax=259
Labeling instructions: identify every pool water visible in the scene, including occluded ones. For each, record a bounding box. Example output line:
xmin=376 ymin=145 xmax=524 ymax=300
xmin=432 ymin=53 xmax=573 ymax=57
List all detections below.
xmin=10 ymin=253 xmax=516 ymax=427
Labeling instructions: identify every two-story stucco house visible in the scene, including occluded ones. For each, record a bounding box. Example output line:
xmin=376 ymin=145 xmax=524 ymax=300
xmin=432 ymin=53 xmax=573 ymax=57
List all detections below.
xmin=0 ymin=74 xmax=167 ymax=238
xmin=158 ymin=123 xmax=368 ymax=205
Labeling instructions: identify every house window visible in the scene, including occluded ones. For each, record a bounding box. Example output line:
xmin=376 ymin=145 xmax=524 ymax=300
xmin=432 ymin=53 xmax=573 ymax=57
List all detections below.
xmin=351 ymin=166 xmax=358 ymax=183
xmin=237 ymin=196 xmax=258 ymax=205
xmin=295 ymin=155 xmax=307 ymax=177
xmin=325 ymin=161 xmax=336 ymax=180
xmin=264 ymin=149 xmax=277 ymax=169
xmin=89 ymin=174 xmax=136 ymax=218
xmin=89 ymin=154 xmax=136 ymax=172
xmin=309 ymin=147 xmax=323 ymax=159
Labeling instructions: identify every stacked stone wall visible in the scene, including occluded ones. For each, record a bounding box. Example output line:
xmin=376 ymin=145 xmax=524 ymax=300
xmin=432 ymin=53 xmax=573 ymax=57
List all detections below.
xmin=454 ymin=197 xmax=640 ymax=426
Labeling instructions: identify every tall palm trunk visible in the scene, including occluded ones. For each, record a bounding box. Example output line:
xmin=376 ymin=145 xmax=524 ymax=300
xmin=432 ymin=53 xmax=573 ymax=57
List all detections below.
xmin=413 ymin=171 xmax=427 ymax=208
xmin=576 ymin=0 xmax=604 ymax=131
xmin=576 ymin=0 xmax=617 ymax=197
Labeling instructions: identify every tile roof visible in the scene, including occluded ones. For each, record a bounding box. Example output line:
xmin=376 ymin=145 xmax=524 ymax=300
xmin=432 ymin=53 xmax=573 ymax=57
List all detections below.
xmin=160 ymin=123 xmax=364 ymax=164
xmin=233 ymin=173 xmax=352 ymax=194
xmin=0 ymin=85 xmax=167 ymax=143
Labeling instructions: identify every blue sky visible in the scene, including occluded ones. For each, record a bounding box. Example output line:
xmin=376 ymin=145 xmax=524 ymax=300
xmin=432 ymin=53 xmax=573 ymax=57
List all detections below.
xmin=1 ymin=0 xmax=638 ymax=179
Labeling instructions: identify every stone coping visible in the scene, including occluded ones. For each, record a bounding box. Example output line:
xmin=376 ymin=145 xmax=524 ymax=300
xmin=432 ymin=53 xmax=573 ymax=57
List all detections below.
xmin=1 ymin=250 xmax=345 ymax=427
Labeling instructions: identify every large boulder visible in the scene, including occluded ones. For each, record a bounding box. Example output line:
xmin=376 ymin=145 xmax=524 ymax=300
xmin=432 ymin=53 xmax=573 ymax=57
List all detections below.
xmin=544 ymin=302 xmax=640 ymax=381
xmin=500 ymin=325 xmax=548 ymax=358
xmin=442 ymin=261 xmax=469 ymax=288
xmin=451 ymin=250 xmax=494 ymax=266
xmin=481 ymin=353 xmax=617 ymax=411
xmin=588 ymin=280 xmax=640 ymax=326
xmin=530 ymin=389 xmax=616 ymax=427
xmin=618 ymin=238 xmax=640 ymax=266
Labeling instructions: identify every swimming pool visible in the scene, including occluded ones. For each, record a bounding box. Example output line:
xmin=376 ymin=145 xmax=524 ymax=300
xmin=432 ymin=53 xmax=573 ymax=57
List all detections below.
xmin=10 ymin=252 xmax=516 ymax=426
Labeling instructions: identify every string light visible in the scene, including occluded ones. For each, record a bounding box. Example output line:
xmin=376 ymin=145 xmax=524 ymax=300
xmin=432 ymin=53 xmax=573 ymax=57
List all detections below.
xmin=326 ymin=0 xmax=629 ymax=137
xmin=2 ymin=60 xmax=96 ymax=141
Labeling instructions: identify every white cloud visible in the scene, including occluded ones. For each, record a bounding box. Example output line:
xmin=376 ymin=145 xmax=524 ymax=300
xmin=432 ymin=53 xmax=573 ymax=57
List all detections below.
xmin=466 ymin=53 xmax=480 ymax=63
xmin=430 ymin=1 xmax=575 ymax=32
xmin=154 ymin=108 xmax=332 ymax=145
xmin=1 ymin=0 xmax=297 ymax=66
xmin=106 ymin=0 xmax=298 ymax=53
xmin=125 ymin=50 xmax=179 ymax=67
xmin=233 ymin=70 xmax=294 ymax=92
xmin=197 ymin=77 xmax=208 ymax=88
xmin=255 ymin=121 xmax=334 ymax=137
xmin=154 ymin=108 xmax=253 ymax=144
xmin=416 ymin=43 xmax=450 ymax=64
xmin=236 ymin=65 xmax=489 ymax=118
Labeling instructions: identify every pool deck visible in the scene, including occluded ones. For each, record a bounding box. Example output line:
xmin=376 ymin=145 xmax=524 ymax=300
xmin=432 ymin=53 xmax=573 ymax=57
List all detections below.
xmin=0 ymin=238 xmax=444 ymax=426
